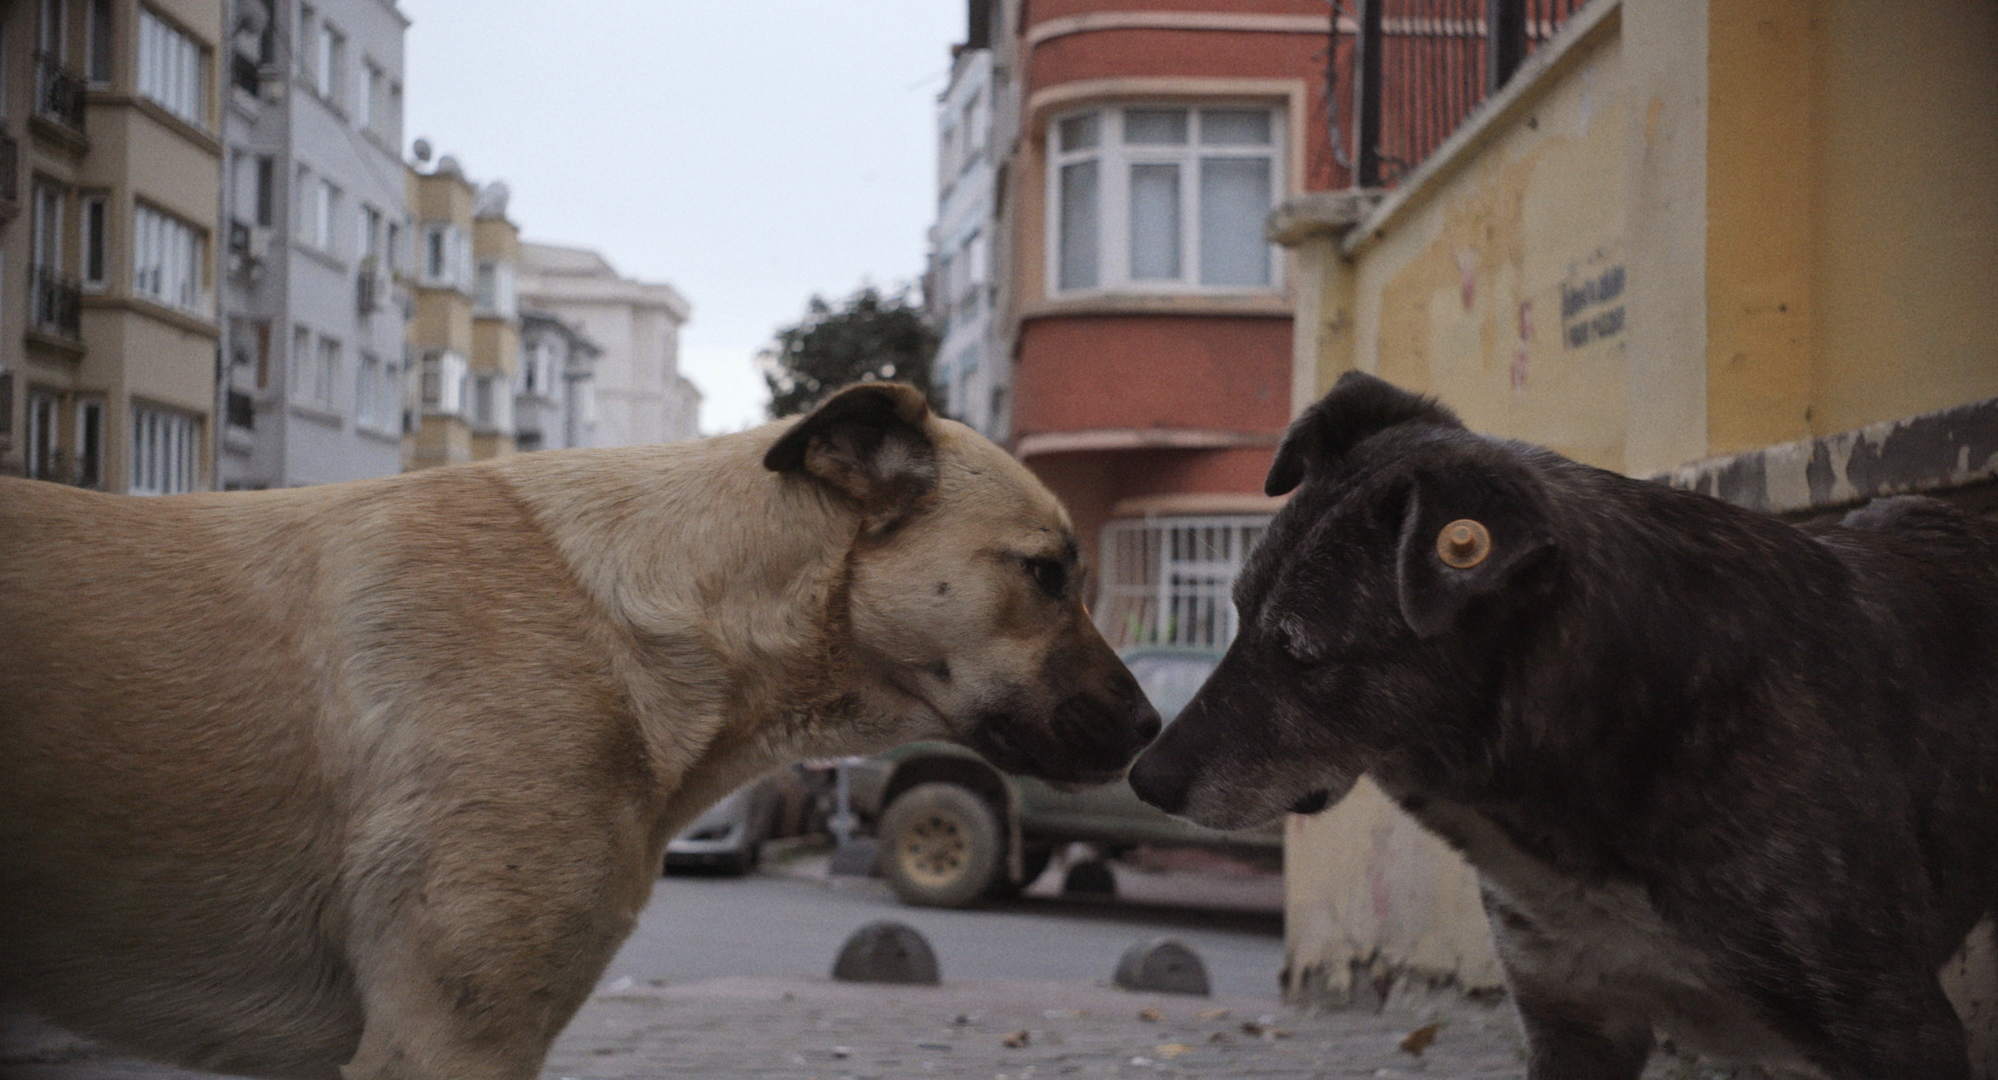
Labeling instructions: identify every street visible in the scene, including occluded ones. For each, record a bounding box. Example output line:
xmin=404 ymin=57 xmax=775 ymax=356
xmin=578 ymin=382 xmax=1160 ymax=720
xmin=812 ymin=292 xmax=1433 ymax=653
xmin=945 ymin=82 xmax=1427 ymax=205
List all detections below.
xmin=0 ymin=849 xmax=1542 ymax=1080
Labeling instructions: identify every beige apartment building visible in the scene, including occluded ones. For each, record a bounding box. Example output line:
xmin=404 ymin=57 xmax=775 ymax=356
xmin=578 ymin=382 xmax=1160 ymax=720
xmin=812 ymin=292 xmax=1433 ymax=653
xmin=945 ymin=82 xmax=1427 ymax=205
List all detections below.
xmin=402 ymin=154 xmax=520 ymax=471
xmin=1271 ymin=0 xmax=1996 ymax=1011
xmin=0 ymin=0 xmax=224 ymax=492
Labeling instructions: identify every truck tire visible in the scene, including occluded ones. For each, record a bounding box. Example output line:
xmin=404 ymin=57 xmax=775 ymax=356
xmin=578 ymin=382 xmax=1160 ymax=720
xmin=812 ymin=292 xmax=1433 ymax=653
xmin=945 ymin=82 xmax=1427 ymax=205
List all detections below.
xmin=880 ymin=782 xmax=1004 ymax=908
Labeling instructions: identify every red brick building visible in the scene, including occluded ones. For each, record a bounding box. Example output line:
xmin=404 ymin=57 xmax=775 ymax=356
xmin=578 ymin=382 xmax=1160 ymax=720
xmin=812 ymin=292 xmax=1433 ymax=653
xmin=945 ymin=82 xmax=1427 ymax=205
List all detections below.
xmin=984 ymin=0 xmax=1345 ymax=648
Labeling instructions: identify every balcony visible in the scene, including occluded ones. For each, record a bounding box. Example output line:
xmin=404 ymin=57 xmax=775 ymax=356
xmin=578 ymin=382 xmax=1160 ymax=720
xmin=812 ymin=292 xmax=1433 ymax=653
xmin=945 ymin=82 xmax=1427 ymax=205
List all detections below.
xmin=226 ymin=390 xmax=255 ymax=431
xmin=231 ymin=52 xmax=263 ymax=96
xmin=35 ymin=53 xmax=86 ymax=134
xmin=31 ymin=266 xmax=82 ymax=341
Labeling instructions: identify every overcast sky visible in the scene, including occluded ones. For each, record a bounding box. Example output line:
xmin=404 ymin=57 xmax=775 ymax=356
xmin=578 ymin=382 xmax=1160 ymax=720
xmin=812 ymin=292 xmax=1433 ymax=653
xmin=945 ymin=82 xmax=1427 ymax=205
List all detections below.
xmin=399 ymin=1 xmax=964 ymax=433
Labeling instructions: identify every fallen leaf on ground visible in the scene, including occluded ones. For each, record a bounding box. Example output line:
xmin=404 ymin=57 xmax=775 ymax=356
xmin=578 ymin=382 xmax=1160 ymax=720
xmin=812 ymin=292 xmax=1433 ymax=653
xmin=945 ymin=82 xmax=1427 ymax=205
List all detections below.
xmin=1196 ymin=1007 xmax=1231 ymax=1021
xmin=1156 ymin=1043 xmax=1194 ymax=1059
xmin=1400 ymin=1021 xmax=1443 ymax=1056
xmin=1137 ymin=1006 xmax=1163 ymax=1022
xmin=1002 ymin=1029 xmax=1031 ymax=1048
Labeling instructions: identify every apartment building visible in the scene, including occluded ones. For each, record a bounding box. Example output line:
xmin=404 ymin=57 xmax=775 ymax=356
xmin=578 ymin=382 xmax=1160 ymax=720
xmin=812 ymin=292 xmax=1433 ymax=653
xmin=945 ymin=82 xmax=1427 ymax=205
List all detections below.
xmin=927 ymin=20 xmax=1001 ymax=440
xmin=516 ymin=240 xmax=697 ymax=446
xmin=951 ymin=0 xmax=1340 ymax=651
xmin=514 ymin=309 xmax=597 ymax=452
xmin=216 ymin=0 xmax=407 ymax=488
xmin=0 ymin=0 xmax=225 ymax=493
xmin=402 ymin=154 xmax=525 ymax=470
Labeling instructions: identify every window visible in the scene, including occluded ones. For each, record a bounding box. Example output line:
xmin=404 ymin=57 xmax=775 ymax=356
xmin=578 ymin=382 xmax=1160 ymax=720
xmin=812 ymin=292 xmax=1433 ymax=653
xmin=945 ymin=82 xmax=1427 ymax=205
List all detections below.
xmin=1048 ymin=105 xmax=1282 ymax=294
xmin=130 ymin=402 xmax=199 ymax=495
xmin=312 ymin=335 xmax=340 ymax=410
xmin=357 ymin=59 xmax=380 ymax=132
xmin=385 ymin=220 xmax=401 ymax=275
xmin=357 ymin=203 xmax=382 ymax=264
xmin=132 ymin=204 xmax=204 ymax=313
xmin=86 ymin=0 xmax=112 ymax=85
xmin=418 ymin=350 xmax=467 ymax=415
xmin=80 ymin=193 xmax=107 ymax=288
xmin=233 ymin=152 xmax=275 ymax=227
xmin=75 ymin=397 xmax=103 ymax=487
xmin=1095 ymin=516 xmax=1270 ymax=649
xmin=26 ymin=389 xmax=59 ymax=482
xmin=297 ymin=4 xmax=317 ymax=86
xmin=421 ymin=223 xmax=471 ymax=291
xmin=289 ymin=324 xmax=310 ymax=399
xmin=473 ymin=260 xmax=514 ymax=318
xmin=298 ymin=170 xmax=338 ymax=253
xmin=355 ymin=350 xmax=380 ymax=429
xmin=316 ymin=23 xmax=342 ymax=102
xmin=139 ymin=8 xmax=205 ymax=127
xmin=32 ymin=181 xmax=62 ymax=273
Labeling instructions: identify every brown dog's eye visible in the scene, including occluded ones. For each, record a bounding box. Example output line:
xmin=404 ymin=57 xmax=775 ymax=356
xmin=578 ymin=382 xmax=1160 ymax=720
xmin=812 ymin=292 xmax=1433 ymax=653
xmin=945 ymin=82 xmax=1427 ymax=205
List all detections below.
xmin=1024 ymin=557 xmax=1068 ymax=598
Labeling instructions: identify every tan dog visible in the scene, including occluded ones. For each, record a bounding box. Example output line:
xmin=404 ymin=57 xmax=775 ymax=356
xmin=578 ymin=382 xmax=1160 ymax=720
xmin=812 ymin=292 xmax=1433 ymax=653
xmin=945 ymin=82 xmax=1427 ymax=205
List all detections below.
xmin=0 ymin=383 xmax=1159 ymax=1080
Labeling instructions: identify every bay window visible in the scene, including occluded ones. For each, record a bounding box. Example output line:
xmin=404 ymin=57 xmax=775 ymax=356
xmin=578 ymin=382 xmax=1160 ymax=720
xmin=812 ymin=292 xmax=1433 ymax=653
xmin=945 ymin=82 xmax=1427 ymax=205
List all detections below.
xmin=1049 ymin=104 xmax=1282 ymax=295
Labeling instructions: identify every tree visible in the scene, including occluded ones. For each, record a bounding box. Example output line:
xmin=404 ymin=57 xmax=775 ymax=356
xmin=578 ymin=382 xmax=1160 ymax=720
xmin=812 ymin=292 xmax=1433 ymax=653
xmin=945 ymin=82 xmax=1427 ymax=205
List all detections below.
xmin=760 ymin=286 xmax=941 ymax=419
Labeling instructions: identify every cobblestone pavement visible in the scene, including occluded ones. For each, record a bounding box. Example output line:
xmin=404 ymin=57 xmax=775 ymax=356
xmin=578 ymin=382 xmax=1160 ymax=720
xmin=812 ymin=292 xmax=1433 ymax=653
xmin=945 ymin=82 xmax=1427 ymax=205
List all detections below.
xmin=538 ymin=975 xmax=1532 ymax=1080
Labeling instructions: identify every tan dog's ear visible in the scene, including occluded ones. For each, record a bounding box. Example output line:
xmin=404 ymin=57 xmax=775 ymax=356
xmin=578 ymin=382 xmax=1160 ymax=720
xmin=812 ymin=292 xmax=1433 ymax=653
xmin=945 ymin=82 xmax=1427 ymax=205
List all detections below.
xmin=764 ymin=382 xmax=939 ymax=521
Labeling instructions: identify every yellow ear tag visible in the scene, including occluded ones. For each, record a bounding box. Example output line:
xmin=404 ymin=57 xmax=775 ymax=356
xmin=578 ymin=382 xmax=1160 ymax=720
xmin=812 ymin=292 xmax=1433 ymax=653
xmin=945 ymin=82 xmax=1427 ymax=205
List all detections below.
xmin=1436 ymin=519 xmax=1492 ymax=569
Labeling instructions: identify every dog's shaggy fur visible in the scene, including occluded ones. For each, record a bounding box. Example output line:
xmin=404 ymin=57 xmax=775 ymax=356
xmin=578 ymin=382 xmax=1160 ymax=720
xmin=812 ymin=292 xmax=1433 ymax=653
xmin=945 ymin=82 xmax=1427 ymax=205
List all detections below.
xmin=0 ymin=383 xmax=1159 ymax=1080
xmin=1132 ymin=372 xmax=1998 ymax=1079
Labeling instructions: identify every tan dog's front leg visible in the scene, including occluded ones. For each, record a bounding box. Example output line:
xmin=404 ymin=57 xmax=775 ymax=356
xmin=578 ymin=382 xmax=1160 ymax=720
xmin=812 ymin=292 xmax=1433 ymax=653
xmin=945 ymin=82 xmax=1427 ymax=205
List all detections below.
xmin=337 ymin=933 xmax=596 ymax=1080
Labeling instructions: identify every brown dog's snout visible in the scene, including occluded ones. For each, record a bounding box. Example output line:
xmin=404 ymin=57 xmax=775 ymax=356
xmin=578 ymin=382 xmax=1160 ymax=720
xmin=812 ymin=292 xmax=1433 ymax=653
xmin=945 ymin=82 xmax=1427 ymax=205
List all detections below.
xmin=1133 ymin=700 xmax=1163 ymax=744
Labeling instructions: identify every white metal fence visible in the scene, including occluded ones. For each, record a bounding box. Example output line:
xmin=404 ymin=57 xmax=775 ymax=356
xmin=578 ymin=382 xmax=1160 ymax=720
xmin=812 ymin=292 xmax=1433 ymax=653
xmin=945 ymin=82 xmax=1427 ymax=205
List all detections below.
xmin=1096 ymin=515 xmax=1270 ymax=650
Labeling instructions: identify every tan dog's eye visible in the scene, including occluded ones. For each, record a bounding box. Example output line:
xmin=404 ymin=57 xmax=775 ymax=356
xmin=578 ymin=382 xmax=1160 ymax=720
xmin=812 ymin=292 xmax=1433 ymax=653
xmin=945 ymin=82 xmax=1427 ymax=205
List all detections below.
xmin=1024 ymin=557 xmax=1068 ymax=599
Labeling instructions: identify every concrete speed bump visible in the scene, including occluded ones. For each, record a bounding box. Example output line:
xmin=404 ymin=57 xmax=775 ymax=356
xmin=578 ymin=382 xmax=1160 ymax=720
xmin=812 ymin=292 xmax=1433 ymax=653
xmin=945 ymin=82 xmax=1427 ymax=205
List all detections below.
xmin=831 ymin=920 xmax=940 ymax=985
xmin=1113 ymin=937 xmax=1210 ymax=996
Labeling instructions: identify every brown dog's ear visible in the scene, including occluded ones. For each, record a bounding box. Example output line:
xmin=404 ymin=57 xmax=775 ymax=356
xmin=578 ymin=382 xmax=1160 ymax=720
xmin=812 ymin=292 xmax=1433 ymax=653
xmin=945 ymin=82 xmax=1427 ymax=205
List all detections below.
xmin=1393 ymin=470 xmax=1553 ymax=638
xmin=764 ymin=382 xmax=939 ymax=520
xmin=1266 ymin=372 xmax=1463 ymax=496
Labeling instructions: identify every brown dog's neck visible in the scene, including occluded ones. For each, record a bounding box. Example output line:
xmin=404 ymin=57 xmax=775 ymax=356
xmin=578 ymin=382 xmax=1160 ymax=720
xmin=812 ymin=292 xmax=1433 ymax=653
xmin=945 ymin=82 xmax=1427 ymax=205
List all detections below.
xmin=488 ymin=433 xmax=910 ymax=815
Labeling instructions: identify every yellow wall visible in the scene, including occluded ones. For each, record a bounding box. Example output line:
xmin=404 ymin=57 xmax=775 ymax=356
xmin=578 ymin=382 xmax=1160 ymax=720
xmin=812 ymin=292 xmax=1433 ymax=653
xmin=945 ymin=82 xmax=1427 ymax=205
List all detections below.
xmin=1278 ymin=0 xmax=1998 ymax=1009
xmin=1808 ymin=0 xmax=1998 ymax=433
xmin=1346 ymin=11 xmax=1631 ymax=471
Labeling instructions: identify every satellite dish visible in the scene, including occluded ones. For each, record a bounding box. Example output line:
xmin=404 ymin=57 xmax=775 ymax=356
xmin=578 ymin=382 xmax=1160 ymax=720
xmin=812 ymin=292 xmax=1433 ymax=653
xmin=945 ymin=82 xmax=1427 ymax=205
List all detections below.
xmin=411 ymin=138 xmax=432 ymax=164
xmin=474 ymin=181 xmax=511 ymax=219
xmin=435 ymin=154 xmax=464 ymax=179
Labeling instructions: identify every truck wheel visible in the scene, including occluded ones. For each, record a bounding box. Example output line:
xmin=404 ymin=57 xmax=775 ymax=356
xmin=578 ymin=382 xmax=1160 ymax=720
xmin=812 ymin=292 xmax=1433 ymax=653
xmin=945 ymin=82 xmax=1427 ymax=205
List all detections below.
xmin=880 ymin=783 xmax=1004 ymax=908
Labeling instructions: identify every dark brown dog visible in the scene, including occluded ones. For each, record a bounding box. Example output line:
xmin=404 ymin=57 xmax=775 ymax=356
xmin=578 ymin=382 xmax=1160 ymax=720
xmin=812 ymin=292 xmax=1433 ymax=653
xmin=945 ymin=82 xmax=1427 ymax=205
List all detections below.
xmin=1131 ymin=372 xmax=1998 ymax=1079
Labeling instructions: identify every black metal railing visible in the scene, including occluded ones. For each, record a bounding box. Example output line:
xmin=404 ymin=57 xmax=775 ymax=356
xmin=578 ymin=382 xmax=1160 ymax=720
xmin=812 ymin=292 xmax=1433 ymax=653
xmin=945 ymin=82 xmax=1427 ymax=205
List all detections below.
xmin=231 ymin=51 xmax=262 ymax=96
xmin=226 ymin=390 xmax=255 ymax=430
xmin=1343 ymin=0 xmax=1587 ymax=187
xmin=35 ymin=52 xmax=86 ymax=132
xmin=31 ymin=265 xmax=81 ymax=339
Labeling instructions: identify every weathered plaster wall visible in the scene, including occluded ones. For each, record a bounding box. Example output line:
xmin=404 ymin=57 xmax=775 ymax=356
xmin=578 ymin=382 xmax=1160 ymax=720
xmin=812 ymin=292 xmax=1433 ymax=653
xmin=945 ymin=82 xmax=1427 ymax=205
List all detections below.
xmin=1345 ymin=19 xmax=1632 ymax=471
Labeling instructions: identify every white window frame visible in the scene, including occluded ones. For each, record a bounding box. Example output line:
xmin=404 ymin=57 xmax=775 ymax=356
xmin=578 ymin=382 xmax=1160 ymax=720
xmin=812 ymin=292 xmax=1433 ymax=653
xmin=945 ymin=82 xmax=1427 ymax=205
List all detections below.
xmin=129 ymin=402 xmax=199 ymax=495
xmin=1095 ymin=515 xmax=1270 ymax=650
xmin=355 ymin=350 xmax=380 ymax=430
xmin=420 ymin=223 xmax=471 ymax=292
xmin=138 ymin=7 xmax=206 ymax=128
xmin=132 ymin=202 xmax=206 ymax=314
xmin=473 ymin=259 xmax=515 ymax=319
xmin=419 ymin=349 xmax=467 ymax=415
xmin=1047 ymin=103 xmax=1284 ymax=297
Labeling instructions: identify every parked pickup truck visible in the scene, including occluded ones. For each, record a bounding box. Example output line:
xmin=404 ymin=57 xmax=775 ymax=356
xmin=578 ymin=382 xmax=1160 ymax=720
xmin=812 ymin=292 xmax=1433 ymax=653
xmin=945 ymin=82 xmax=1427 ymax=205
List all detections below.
xmin=847 ymin=648 xmax=1281 ymax=907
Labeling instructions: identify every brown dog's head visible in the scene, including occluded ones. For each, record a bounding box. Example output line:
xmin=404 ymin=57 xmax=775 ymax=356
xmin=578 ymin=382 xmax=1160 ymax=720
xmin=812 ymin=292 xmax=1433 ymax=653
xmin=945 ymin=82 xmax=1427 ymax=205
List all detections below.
xmin=767 ymin=383 xmax=1160 ymax=785
xmin=1127 ymin=373 xmax=1558 ymax=828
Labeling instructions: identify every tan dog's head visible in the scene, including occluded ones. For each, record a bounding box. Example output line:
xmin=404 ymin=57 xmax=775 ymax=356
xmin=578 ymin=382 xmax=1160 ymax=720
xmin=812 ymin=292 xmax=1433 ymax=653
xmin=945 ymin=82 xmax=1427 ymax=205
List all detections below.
xmin=767 ymin=383 xmax=1160 ymax=785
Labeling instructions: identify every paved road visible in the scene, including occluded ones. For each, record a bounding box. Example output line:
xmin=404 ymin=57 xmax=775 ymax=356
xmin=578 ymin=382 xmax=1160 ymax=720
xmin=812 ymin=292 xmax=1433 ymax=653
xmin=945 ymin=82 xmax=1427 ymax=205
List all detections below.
xmin=2 ymin=854 xmax=1555 ymax=1079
